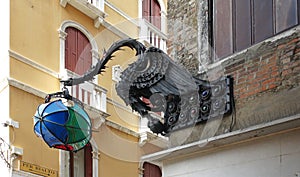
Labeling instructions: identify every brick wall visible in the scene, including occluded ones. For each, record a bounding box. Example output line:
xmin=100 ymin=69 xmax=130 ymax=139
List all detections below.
xmin=167 ymin=0 xmax=200 ymax=76
xmin=169 ymin=28 xmax=300 ymax=146
xmin=221 ymin=29 xmax=300 ymax=130
xmin=225 ymin=32 xmax=300 ymax=103
xmin=167 ymin=0 xmax=300 ymax=146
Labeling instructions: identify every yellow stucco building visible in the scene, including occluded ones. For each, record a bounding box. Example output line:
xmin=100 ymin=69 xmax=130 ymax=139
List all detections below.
xmin=0 ymin=0 xmax=167 ymax=176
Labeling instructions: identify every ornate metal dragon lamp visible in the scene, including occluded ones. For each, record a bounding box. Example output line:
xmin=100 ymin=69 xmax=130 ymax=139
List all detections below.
xmin=33 ymin=38 xmax=234 ymax=151
xmin=60 ymin=38 xmax=234 ymax=136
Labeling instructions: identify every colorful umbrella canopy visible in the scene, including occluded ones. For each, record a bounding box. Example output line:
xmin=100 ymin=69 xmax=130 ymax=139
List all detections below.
xmin=33 ymin=100 xmax=91 ymax=152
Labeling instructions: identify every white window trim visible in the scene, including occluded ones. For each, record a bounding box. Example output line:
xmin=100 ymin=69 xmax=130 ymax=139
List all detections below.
xmin=90 ymin=139 xmax=100 ymax=177
xmin=59 ymin=138 xmax=99 ymax=177
xmin=112 ymin=65 xmax=122 ymax=82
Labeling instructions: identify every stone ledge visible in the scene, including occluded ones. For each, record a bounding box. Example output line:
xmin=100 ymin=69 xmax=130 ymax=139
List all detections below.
xmin=141 ymin=113 xmax=300 ymax=162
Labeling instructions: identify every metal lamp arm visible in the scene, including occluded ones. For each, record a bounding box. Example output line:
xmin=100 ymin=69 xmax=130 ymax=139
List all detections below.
xmin=61 ymin=38 xmax=146 ymax=87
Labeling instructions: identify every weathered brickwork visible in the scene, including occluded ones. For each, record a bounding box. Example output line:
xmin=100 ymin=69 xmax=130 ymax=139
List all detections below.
xmin=220 ymin=30 xmax=300 ymax=131
xmin=167 ymin=0 xmax=199 ymax=76
xmin=224 ymin=32 xmax=300 ymax=103
xmin=167 ymin=0 xmax=300 ymax=146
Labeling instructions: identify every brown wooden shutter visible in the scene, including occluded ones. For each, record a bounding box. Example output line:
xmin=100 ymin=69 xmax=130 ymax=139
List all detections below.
xmin=143 ymin=0 xmax=150 ymax=21
xmin=69 ymin=152 xmax=75 ymax=177
xmin=65 ymin=27 xmax=92 ymax=75
xmin=84 ymin=143 xmax=93 ymax=177
xmin=143 ymin=162 xmax=161 ymax=177
xmin=212 ymin=0 xmax=299 ymax=60
xmin=65 ymin=27 xmax=78 ymax=72
xmin=152 ymin=0 xmax=161 ymax=29
xmin=77 ymin=32 xmax=84 ymax=75
xmin=143 ymin=0 xmax=161 ymax=29
xmin=77 ymin=31 xmax=92 ymax=75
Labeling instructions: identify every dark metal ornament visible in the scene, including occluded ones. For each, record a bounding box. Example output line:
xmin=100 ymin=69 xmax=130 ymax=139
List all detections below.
xmin=61 ymin=38 xmax=234 ymax=136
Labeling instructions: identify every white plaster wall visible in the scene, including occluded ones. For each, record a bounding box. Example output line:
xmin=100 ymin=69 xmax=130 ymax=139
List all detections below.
xmin=163 ymin=128 xmax=300 ymax=177
xmin=12 ymin=170 xmax=41 ymax=177
xmin=0 ymin=0 xmax=10 ymax=175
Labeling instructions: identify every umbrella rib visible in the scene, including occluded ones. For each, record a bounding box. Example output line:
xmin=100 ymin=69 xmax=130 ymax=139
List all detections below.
xmin=41 ymin=110 xmax=68 ymax=118
xmin=42 ymin=110 xmax=91 ymax=129
xmin=33 ymin=115 xmax=42 ymax=121
xmin=65 ymin=124 xmax=92 ymax=132
xmin=40 ymin=121 xmax=53 ymax=148
xmin=43 ymin=119 xmax=92 ymax=131
xmin=42 ymin=119 xmax=65 ymax=126
xmin=69 ymin=107 xmax=92 ymax=127
xmin=42 ymin=120 xmax=67 ymax=144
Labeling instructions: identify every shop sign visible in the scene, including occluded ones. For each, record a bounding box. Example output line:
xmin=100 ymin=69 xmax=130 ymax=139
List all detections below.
xmin=19 ymin=161 xmax=58 ymax=177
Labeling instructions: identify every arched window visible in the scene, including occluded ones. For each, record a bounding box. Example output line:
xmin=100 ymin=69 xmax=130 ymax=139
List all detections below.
xmin=65 ymin=27 xmax=92 ymax=75
xmin=58 ymin=21 xmax=101 ymax=177
xmin=142 ymin=0 xmax=161 ymax=29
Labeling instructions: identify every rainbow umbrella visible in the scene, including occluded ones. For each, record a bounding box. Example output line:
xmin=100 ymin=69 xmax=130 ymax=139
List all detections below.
xmin=33 ymin=100 xmax=91 ymax=152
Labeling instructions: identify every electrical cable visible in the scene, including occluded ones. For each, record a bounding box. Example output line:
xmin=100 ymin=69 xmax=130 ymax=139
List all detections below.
xmin=229 ymin=95 xmax=236 ymax=132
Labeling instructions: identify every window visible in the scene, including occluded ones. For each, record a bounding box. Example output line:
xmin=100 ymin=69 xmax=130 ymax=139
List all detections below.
xmin=143 ymin=0 xmax=161 ymax=29
xmin=211 ymin=0 xmax=300 ymax=60
xmin=65 ymin=27 xmax=92 ymax=75
xmin=143 ymin=162 xmax=162 ymax=177
xmin=69 ymin=143 xmax=93 ymax=177
xmin=65 ymin=27 xmax=93 ymax=105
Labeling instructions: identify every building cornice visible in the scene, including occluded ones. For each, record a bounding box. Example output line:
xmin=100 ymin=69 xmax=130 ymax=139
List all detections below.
xmin=8 ymin=77 xmax=47 ymax=99
xmin=105 ymin=120 xmax=139 ymax=138
xmin=101 ymin=20 xmax=130 ymax=39
xmin=9 ymin=50 xmax=59 ymax=78
xmin=104 ymin=1 xmax=139 ymax=26
xmin=141 ymin=113 xmax=300 ymax=162
xmin=106 ymin=97 xmax=138 ymax=115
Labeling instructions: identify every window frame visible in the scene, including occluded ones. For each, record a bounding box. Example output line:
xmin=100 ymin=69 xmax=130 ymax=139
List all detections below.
xmin=210 ymin=0 xmax=300 ymax=61
xmin=58 ymin=20 xmax=100 ymax=84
